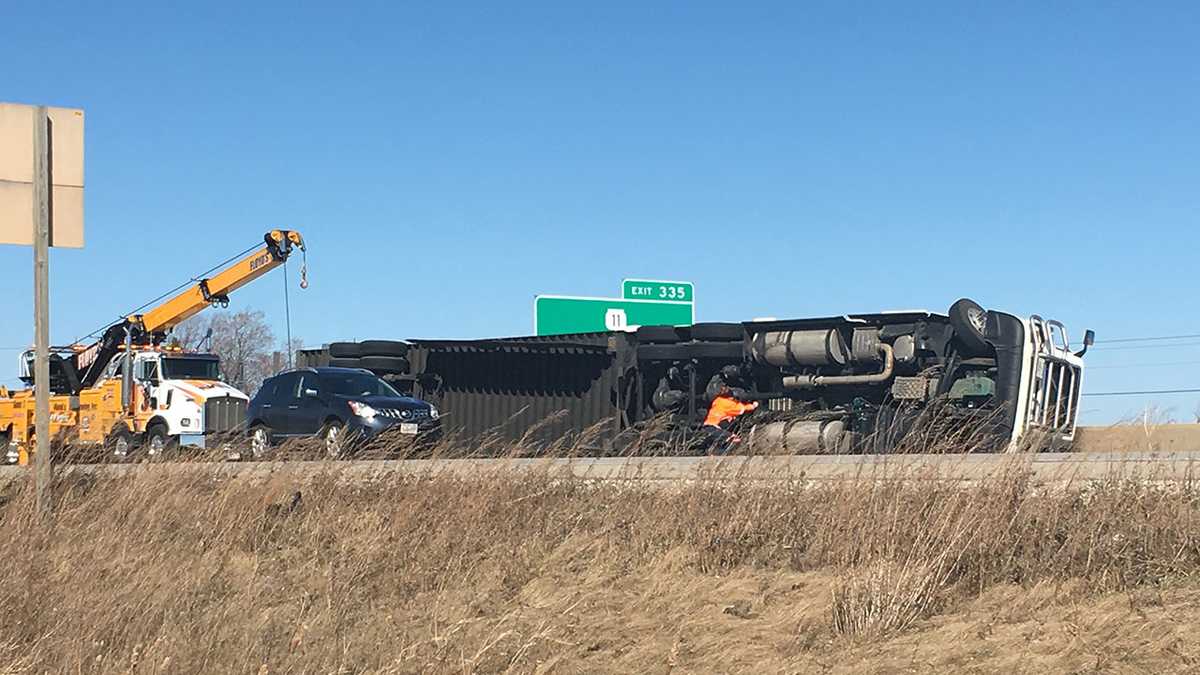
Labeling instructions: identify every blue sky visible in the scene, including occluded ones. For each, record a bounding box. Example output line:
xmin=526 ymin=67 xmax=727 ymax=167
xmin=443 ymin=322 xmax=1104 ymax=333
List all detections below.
xmin=2 ymin=2 xmax=1198 ymax=423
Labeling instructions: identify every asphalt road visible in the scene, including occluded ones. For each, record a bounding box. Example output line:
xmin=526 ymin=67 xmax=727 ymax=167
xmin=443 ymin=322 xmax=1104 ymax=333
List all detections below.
xmin=3 ymin=450 xmax=1199 ymax=486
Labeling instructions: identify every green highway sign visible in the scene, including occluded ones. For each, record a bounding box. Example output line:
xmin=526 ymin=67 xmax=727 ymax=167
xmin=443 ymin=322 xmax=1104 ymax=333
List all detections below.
xmin=622 ymin=278 xmax=694 ymax=303
xmin=534 ymin=295 xmax=694 ymax=336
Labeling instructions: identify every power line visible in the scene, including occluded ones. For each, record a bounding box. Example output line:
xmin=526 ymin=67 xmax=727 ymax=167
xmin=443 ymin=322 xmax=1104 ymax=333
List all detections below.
xmin=1083 ymin=388 xmax=1200 ymax=397
xmin=1086 ymin=340 xmax=1200 ymax=352
xmin=67 ymin=241 xmax=261 ymax=345
xmin=1088 ymin=359 xmax=1200 ymax=370
xmin=1093 ymin=333 xmax=1200 ymax=345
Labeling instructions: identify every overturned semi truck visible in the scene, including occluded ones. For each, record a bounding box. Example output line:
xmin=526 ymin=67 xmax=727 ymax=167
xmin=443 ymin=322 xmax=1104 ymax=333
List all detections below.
xmin=297 ymin=299 xmax=1091 ymax=454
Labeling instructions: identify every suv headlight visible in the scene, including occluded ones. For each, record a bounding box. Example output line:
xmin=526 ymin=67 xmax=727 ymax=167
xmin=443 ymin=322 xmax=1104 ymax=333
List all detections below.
xmin=429 ymin=405 xmax=439 ymax=420
xmin=348 ymin=401 xmax=377 ymax=420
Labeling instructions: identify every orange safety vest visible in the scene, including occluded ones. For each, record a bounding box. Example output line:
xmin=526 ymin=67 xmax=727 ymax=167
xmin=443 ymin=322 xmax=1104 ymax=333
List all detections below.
xmin=703 ymin=395 xmax=758 ymax=427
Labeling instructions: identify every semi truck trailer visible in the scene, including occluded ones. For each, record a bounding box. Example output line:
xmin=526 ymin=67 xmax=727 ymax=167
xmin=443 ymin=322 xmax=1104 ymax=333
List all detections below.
xmin=298 ymin=298 xmax=1091 ymax=454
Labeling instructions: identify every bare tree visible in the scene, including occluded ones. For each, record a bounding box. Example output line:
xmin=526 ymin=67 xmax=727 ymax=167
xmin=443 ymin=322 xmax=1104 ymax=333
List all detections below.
xmin=172 ymin=309 xmax=296 ymax=395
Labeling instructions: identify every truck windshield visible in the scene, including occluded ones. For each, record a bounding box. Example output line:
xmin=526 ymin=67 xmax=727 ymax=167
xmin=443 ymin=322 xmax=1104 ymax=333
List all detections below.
xmin=320 ymin=372 xmax=401 ymax=398
xmin=161 ymin=357 xmax=221 ymax=381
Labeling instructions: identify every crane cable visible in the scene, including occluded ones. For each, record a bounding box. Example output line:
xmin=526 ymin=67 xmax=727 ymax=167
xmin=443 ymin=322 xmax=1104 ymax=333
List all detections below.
xmin=281 ymin=244 xmax=308 ymax=369
xmin=283 ymin=258 xmax=294 ymax=369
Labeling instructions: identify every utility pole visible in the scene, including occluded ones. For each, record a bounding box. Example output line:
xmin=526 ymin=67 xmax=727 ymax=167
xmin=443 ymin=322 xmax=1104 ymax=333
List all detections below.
xmin=32 ymin=107 xmax=52 ymax=517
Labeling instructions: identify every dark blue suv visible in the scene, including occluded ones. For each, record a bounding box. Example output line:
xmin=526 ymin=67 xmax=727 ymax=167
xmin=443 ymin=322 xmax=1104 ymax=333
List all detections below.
xmin=245 ymin=367 xmax=440 ymax=458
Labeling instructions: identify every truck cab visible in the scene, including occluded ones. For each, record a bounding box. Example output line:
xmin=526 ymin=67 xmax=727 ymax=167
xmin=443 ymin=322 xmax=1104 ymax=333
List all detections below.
xmin=1009 ymin=315 xmax=1088 ymax=449
xmin=102 ymin=349 xmax=249 ymax=456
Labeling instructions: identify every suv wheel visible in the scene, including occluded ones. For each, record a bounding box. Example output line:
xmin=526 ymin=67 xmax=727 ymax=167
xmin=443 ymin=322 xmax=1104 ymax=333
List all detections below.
xmin=321 ymin=422 xmax=345 ymax=458
xmin=248 ymin=425 xmax=271 ymax=460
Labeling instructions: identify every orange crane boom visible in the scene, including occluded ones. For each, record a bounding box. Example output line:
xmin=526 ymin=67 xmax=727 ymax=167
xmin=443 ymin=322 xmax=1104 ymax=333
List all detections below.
xmin=135 ymin=229 xmax=306 ymax=334
xmin=48 ymin=229 xmax=307 ymax=393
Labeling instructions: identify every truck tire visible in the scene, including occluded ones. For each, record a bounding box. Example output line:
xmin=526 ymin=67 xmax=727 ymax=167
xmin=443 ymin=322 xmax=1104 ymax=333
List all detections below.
xmin=690 ymin=323 xmax=744 ymax=342
xmin=105 ymin=425 xmax=136 ymax=462
xmin=143 ymin=424 xmax=178 ymax=459
xmin=0 ymin=429 xmax=12 ymax=465
xmin=359 ymin=355 xmax=410 ymax=374
xmin=328 ymin=342 xmax=362 ymax=358
xmin=329 ymin=357 xmax=364 ymax=369
xmin=688 ymin=342 xmax=744 ymax=360
xmin=948 ymin=298 xmax=991 ymax=356
xmin=357 ymin=340 xmax=409 ymax=357
xmin=636 ymin=326 xmax=683 ymax=344
xmin=637 ymin=344 xmax=693 ymax=362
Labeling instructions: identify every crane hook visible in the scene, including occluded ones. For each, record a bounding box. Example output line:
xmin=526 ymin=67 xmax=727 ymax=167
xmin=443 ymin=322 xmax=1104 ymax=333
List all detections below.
xmin=299 ymin=249 xmax=309 ymax=289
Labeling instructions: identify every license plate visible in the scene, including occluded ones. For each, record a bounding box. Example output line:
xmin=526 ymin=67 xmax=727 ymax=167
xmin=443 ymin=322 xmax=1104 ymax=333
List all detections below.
xmin=399 ymin=423 xmax=419 ymax=435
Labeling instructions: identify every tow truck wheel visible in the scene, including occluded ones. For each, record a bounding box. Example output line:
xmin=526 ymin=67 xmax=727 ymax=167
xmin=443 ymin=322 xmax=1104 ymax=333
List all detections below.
xmin=106 ymin=426 xmax=136 ymax=462
xmin=144 ymin=424 xmax=177 ymax=459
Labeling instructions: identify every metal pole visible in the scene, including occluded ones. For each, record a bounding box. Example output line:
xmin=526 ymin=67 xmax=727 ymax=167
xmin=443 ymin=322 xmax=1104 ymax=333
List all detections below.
xmin=32 ymin=106 xmax=52 ymax=517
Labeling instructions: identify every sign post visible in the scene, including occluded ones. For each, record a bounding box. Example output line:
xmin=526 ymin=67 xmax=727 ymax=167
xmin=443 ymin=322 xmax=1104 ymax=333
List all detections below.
xmin=32 ymin=107 xmax=51 ymax=516
xmin=1 ymin=102 xmax=85 ymax=517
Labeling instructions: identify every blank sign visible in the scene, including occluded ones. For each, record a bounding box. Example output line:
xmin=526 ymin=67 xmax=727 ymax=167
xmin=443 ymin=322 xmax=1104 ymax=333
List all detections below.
xmin=0 ymin=103 xmax=84 ymax=248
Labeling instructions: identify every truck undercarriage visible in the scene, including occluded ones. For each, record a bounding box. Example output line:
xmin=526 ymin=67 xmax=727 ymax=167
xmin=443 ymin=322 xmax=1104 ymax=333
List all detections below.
xmin=627 ymin=299 xmax=1087 ymax=454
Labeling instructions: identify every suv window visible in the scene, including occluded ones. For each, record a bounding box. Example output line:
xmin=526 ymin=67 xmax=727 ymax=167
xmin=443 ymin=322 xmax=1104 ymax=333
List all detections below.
xmin=296 ymin=372 xmax=321 ymax=398
xmin=320 ymin=371 xmax=401 ymax=397
xmin=269 ymin=373 xmax=302 ymax=403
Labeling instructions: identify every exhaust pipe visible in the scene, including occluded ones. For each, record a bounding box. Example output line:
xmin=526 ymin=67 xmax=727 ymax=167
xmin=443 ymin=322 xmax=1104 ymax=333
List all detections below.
xmin=121 ymin=327 xmax=133 ymax=410
xmin=782 ymin=343 xmax=894 ymax=389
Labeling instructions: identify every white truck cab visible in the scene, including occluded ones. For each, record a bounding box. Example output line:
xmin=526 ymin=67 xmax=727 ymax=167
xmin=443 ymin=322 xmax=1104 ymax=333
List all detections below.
xmin=105 ymin=349 xmax=249 ymax=455
xmin=1008 ymin=315 xmax=1089 ymax=450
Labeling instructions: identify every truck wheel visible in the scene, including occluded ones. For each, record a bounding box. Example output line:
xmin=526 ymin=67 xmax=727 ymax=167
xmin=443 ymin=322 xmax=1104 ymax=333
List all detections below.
xmin=328 ymin=342 xmax=362 ymax=358
xmin=144 ymin=424 xmax=177 ymax=459
xmin=948 ymin=298 xmax=992 ymax=356
xmin=359 ymin=355 xmax=410 ymax=374
xmin=0 ymin=430 xmax=13 ymax=465
xmin=106 ymin=426 xmax=136 ymax=462
xmin=688 ymin=342 xmax=745 ymax=360
xmin=690 ymin=323 xmax=744 ymax=342
xmin=636 ymin=326 xmax=683 ymax=344
xmin=328 ymin=357 xmax=363 ymax=369
xmin=636 ymin=344 xmax=693 ymax=361
xmin=248 ymin=424 xmax=271 ymax=460
xmin=357 ymin=340 xmax=409 ymax=357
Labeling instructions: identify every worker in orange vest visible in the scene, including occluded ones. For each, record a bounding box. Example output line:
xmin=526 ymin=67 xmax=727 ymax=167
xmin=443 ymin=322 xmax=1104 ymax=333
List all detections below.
xmin=701 ymin=384 xmax=759 ymax=453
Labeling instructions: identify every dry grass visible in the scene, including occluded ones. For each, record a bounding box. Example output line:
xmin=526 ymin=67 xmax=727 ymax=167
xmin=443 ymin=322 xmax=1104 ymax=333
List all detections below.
xmin=3 ymin=447 xmax=1200 ymax=673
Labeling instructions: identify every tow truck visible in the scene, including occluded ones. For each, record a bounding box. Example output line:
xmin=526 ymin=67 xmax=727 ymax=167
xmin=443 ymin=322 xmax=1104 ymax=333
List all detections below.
xmin=0 ymin=230 xmax=306 ymax=463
